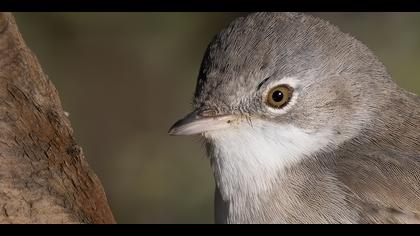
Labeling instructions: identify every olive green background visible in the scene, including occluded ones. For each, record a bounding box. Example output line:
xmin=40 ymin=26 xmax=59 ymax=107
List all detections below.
xmin=13 ymin=13 xmax=420 ymax=223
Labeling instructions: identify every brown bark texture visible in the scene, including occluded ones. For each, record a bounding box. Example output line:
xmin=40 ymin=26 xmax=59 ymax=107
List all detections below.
xmin=0 ymin=12 xmax=116 ymax=224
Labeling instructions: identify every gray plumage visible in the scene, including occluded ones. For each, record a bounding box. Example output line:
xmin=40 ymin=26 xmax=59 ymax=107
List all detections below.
xmin=171 ymin=12 xmax=420 ymax=224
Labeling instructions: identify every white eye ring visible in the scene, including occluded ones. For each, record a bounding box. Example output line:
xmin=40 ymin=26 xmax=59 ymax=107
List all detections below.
xmin=262 ymin=77 xmax=300 ymax=115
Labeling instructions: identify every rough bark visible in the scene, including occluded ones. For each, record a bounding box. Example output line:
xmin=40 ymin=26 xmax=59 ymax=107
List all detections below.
xmin=0 ymin=12 xmax=116 ymax=224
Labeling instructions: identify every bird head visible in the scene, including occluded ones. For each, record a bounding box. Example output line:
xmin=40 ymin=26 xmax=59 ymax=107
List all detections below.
xmin=170 ymin=13 xmax=395 ymax=145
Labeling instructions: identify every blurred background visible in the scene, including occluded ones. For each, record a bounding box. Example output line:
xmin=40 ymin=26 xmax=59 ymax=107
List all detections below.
xmin=13 ymin=12 xmax=420 ymax=223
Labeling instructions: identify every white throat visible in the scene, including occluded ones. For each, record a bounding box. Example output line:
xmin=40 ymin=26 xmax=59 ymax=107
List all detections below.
xmin=205 ymin=119 xmax=333 ymax=201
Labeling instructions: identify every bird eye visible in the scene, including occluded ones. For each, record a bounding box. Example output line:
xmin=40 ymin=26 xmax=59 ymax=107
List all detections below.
xmin=265 ymin=85 xmax=292 ymax=109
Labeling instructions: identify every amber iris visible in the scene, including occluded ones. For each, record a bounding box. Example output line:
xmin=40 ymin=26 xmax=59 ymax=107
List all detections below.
xmin=266 ymin=85 xmax=292 ymax=109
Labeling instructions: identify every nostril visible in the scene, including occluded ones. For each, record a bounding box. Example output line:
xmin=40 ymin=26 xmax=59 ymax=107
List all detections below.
xmin=198 ymin=108 xmax=218 ymax=117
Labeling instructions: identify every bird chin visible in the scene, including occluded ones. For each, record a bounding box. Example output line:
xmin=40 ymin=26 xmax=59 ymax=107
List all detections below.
xmin=203 ymin=120 xmax=334 ymax=199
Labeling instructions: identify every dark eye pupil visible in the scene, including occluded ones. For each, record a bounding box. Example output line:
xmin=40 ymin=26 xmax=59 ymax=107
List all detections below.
xmin=272 ymin=90 xmax=284 ymax=102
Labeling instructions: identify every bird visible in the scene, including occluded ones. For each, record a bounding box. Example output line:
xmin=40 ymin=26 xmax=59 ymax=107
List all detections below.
xmin=168 ymin=12 xmax=420 ymax=224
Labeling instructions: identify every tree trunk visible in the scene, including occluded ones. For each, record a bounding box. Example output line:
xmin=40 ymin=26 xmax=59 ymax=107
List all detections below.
xmin=0 ymin=12 xmax=116 ymax=224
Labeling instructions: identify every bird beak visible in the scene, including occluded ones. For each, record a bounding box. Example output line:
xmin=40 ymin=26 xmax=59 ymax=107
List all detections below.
xmin=168 ymin=111 xmax=237 ymax=136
